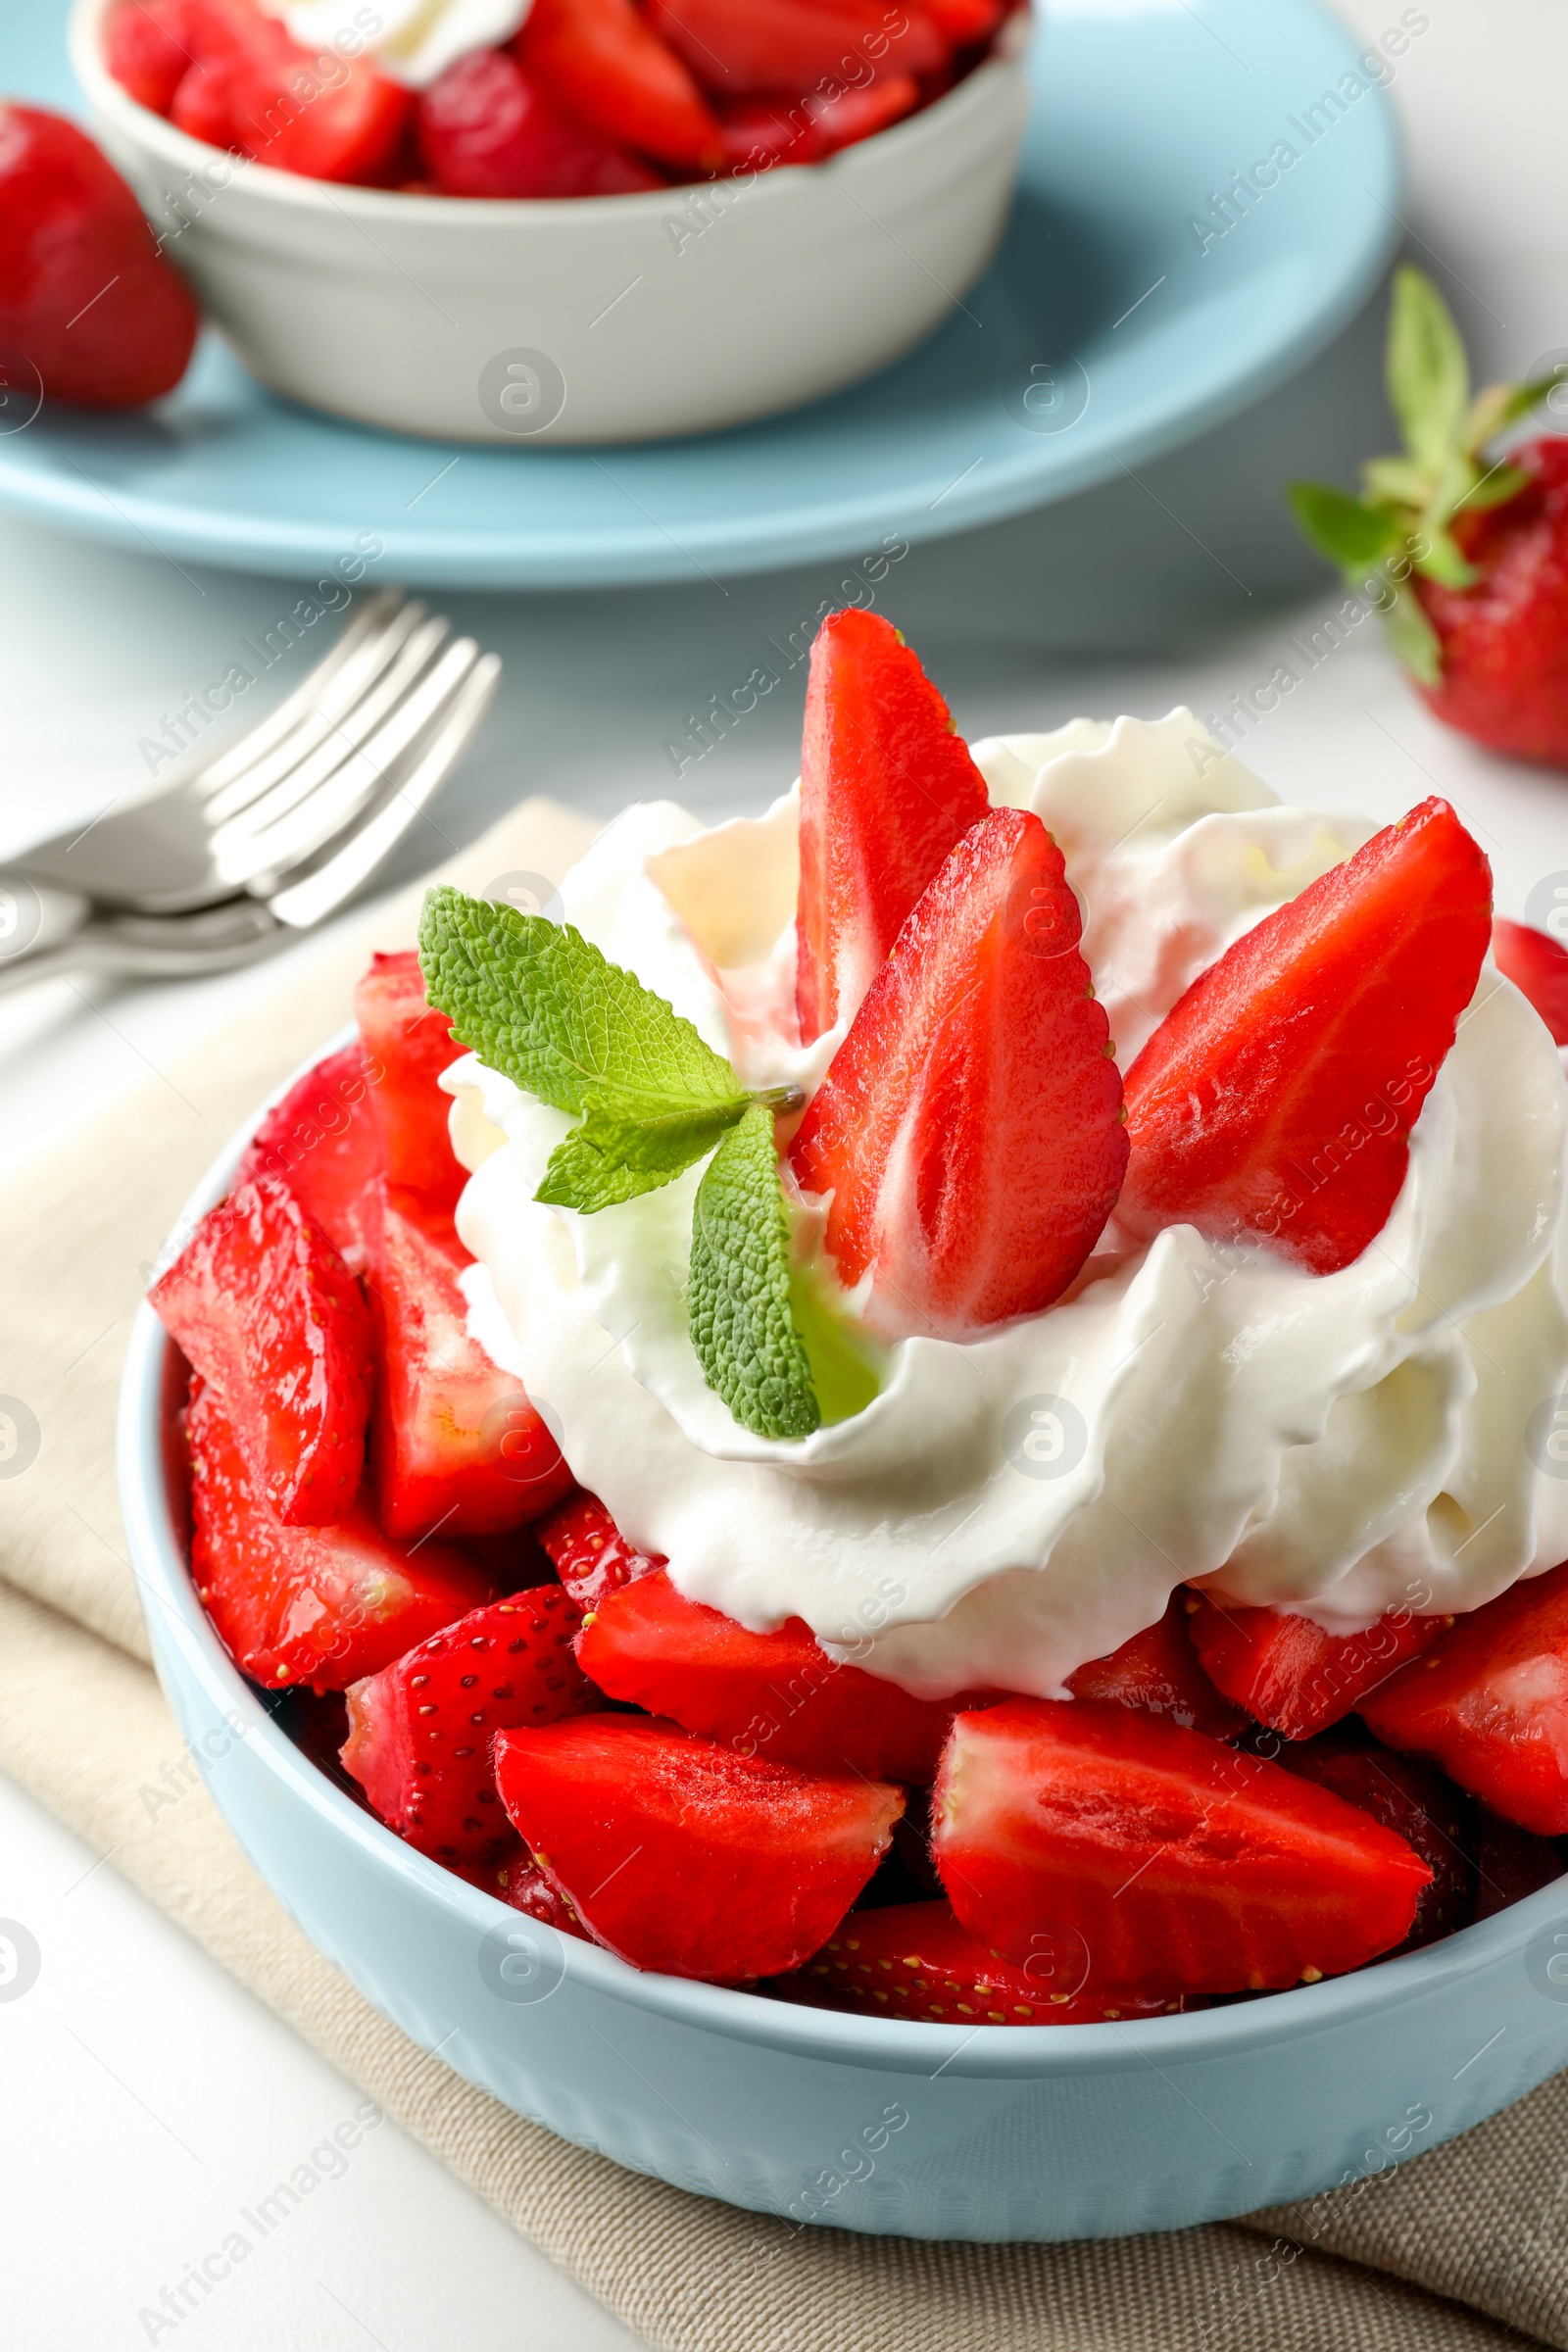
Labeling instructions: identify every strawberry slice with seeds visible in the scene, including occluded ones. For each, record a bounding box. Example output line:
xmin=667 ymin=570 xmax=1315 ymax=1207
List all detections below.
xmin=1118 ymin=798 xmax=1493 ymax=1274
xmin=152 ymin=1175 xmax=373 ymax=1526
xmin=1273 ymin=1723 xmax=1475 ymax=1950
xmin=790 ymin=808 xmax=1128 ymax=1338
xmin=931 ymin=1698 xmax=1431 ymax=1994
xmin=341 ymin=1585 xmax=600 ymax=1861
xmin=368 ymin=1189 xmax=573 ymax=1543
xmin=354 ymin=951 xmax=466 ymax=1225
xmin=233 ymin=1042 xmax=384 ymax=1275
xmin=794 ymin=610 xmax=990 ymax=1044
xmin=1492 ymin=916 xmax=1568 ymax=1046
xmin=1066 ymin=1592 xmax=1247 ymax=1740
xmin=1187 ymin=1594 xmax=1447 ymax=1740
xmin=535 ymin=1490 xmax=663 ymax=1609
xmin=576 ymin=1566 xmax=992 ymax=1782
xmin=493 ymin=1715 xmax=904 ymax=1980
xmin=774 ymin=1900 xmax=1194 ymax=2025
xmin=515 ymin=0 xmax=723 ymax=169
xmin=185 ymin=1380 xmax=486 ymax=1690
xmin=1361 ymin=1561 xmax=1568 ymax=1834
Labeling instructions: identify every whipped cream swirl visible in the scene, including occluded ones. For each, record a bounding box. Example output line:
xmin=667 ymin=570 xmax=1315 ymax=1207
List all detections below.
xmin=448 ymin=711 xmax=1568 ymax=1698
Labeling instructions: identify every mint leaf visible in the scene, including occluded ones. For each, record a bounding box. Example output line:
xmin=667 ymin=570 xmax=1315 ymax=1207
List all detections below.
xmin=1288 ymin=482 xmax=1401 ymax=573
xmin=689 ymin=1104 xmax=820 ymax=1441
xmin=1387 ymin=267 xmax=1469 ymax=471
xmin=537 ymin=1098 xmax=751 ymax=1214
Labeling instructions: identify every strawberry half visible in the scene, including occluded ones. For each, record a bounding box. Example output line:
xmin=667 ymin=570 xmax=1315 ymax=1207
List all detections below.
xmin=152 ymin=1175 xmax=373 ymax=1526
xmin=576 ymin=1566 xmax=991 ymax=1782
xmin=341 ymin=1585 xmax=600 ymax=1862
xmin=1187 ymin=1594 xmax=1447 ymax=1740
xmin=1118 ymin=798 xmax=1492 ymax=1275
xmin=1361 ymin=1561 xmax=1568 ymax=1834
xmin=535 ymin=1490 xmax=663 ymax=1609
xmin=1066 ymin=1593 xmax=1247 ymax=1740
xmin=1272 ymin=1723 xmax=1475 ymax=1950
xmin=931 ymin=1698 xmax=1431 ymax=1994
xmin=186 ymin=1380 xmax=486 ymax=1690
xmin=353 ymin=951 xmax=466 ymax=1225
xmin=368 ymin=1190 xmax=573 ymax=1543
xmin=493 ymin=1715 xmax=904 ymax=1981
xmin=233 ymin=1042 xmax=385 ymax=1275
xmin=794 ymin=610 xmax=989 ymax=1045
xmin=790 ymin=808 xmax=1128 ymax=1338
xmin=1493 ymin=915 xmax=1568 ymax=1046
xmin=774 ymin=1900 xmax=1194 ymax=2026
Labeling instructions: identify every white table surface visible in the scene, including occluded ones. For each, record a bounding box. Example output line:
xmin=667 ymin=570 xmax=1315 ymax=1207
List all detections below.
xmin=5 ymin=6 xmax=1568 ymax=2343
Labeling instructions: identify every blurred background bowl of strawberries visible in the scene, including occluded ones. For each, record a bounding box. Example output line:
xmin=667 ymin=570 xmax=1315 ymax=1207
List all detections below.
xmin=67 ymin=0 xmax=1031 ymax=444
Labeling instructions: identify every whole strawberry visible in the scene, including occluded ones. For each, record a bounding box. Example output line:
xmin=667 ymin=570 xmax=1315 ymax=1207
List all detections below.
xmin=1291 ymin=268 xmax=1568 ymax=768
xmin=0 ymin=105 xmax=199 ymax=410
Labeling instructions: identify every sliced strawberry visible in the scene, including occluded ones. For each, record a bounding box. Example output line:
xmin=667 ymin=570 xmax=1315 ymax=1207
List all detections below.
xmin=774 ymin=1901 xmax=1194 ymax=2025
xmin=1273 ymin=1723 xmax=1474 ymax=1950
xmin=1066 ymin=1593 xmax=1248 ymax=1740
xmin=1471 ymin=1805 xmax=1566 ymax=1921
xmin=790 ymin=808 xmax=1128 ymax=1338
xmin=341 ymin=1584 xmax=599 ymax=1861
xmin=105 ymin=0 xmax=202 ymax=115
xmin=494 ymin=1715 xmax=904 ymax=1980
xmin=535 ymin=1490 xmax=663 ymax=1608
xmin=233 ymin=1042 xmax=384 ymax=1275
xmin=648 ymin=0 xmax=944 ymax=98
xmin=1187 ymin=1594 xmax=1447 ymax=1741
xmin=152 ymin=1175 xmax=373 ymax=1526
xmin=417 ymin=46 xmax=662 ymax=197
xmin=1361 ymin=1561 xmax=1568 ymax=1834
xmin=353 ymin=952 xmax=466 ymax=1224
xmin=794 ymin=610 xmax=989 ymax=1044
xmin=808 ymin=74 xmax=919 ymax=153
xmin=1492 ymin=916 xmax=1568 ymax=1046
xmin=714 ymin=98 xmax=820 ymax=172
xmin=576 ymin=1567 xmax=989 ymax=1781
xmin=186 ymin=1380 xmax=486 ymax=1690
xmin=931 ymin=1698 xmax=1431 ymax=1994
xmin=515 ymin=0 xmax=723 ymax=169
xmin=1119 ymin=799 xmax=1493 ymax=1275
xmin=368 ymin=1190 xmax=573 ymax=1543
xmin=922 ymin=0 xmax=1004 ymax=42
xmin=167 ymin=3 xmax=414 ymax=180
xmin=496 ymin=1843 xmax=588 ymax=1935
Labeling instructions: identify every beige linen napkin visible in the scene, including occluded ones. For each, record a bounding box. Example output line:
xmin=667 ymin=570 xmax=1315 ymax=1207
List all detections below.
xmin=2 ymin=796 xmax=1565 ymax=2352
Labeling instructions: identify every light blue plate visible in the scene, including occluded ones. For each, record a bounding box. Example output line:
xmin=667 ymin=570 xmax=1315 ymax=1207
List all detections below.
xmin=2 ymin=0 xmax=1400 ymax=587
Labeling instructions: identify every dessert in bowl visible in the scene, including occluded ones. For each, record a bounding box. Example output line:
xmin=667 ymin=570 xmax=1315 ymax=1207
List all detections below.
xmin=69 ymin=0 xmax=1031 ymax=441
xmin=122 ymin=612 xmax=1568 ymax=2239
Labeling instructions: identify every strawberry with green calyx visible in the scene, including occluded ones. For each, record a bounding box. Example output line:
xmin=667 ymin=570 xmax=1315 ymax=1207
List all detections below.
xmin=1291 ymin=268 xmax=1568 ymax=762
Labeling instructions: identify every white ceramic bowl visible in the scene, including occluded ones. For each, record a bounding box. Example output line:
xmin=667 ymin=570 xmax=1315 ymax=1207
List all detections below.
xmin=70 ymin=0 xmax=1032 ymax=445
xmin=116 ymin=1035 xmax=1568 ymax=2241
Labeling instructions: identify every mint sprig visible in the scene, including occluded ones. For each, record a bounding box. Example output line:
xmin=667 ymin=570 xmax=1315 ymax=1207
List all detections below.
xmin=1287 ymin=267 xmax=1558 ymax=687
xmin=689 ymin=1104 xmax=821 ymax=1442
xmin=419 ymin=886 xmax=799 ymax=1213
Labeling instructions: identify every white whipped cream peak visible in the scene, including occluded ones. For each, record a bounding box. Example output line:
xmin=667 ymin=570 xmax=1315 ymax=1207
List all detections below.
xmin=449 ymin=710 xmax=1568 ymax=1699
xmin=264 ymin=0 xmax=530 ymax=89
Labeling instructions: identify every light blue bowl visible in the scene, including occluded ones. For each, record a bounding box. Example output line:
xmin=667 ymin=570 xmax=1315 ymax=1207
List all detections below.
xmin=119 ymin=1065 xmax=1568 ymax=2240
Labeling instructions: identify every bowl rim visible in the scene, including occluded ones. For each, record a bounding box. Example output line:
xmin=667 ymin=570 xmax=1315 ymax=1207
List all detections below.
xmin=70 ymin=0 xmax=1031 ymax=230
xmin=117 ymin=1018 xmax=1568 ymax=2084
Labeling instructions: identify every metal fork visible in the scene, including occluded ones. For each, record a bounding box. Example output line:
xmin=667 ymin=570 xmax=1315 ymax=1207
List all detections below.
xmin=0 ymin=592 xmax=501 ymax=994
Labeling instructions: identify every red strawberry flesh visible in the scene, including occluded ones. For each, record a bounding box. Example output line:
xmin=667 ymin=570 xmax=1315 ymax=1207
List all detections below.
xmin=1119 ymin=797 xmax=1493 ymax=1275
xmin=1417 ymin=439 xmax=1568 ymax=770
xmin=794 ymin=609 xmax=989 ymax=1044
xmin=931 ymin=1697 xmax=1431 ymax=1993
xmin=1272 ymin=1722 xmax=1475 ymax=1949
xmin=1066 ymin=1592 xmax=1248 ymax=1740
xmin=152 ymin=1174 xmax=373 ymax=1526
xmin=536 ymin=1490 xmax=663 ymax=1609
xmin=494 ymin=1715 xmax=904 ymax=1980
xmin=1187 ymin=1594 xmax=1447 ymax=1740
xmin=791 ymin=806 xmax=1128 ymax=1337
xmin=341 ymin=1584 xmax=600 ymax=1861
xmin=233 ymin=1042 xmax=384 ymax=1275
xmin=1492 ymin=914 xmax=1568 ymax=1046
xmin=353 ymin=950 xmax=466 ymax=1223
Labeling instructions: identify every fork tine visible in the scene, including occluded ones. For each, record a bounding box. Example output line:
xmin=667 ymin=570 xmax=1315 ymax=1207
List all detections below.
xmin=201 ymin=599 xmax=432 ymax=825
xmin=196 ymin=590 xmax=413 ymax=799
xmin=207 ymin=614 xmax=453 ymax=858
xmin=221 ymin=639 xmax=486 ymax=893
xmin=268 ymin=654 xmax=502 ymax=932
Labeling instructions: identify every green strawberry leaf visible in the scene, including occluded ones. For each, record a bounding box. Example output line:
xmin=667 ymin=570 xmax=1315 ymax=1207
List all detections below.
xmin=1413 ymin=523 xmax=1480 ymax=590
xmin=1461 ymin=462 xmax=1531 ymax=512
xmin=1288 ymin=481 xmax=1402 ymax=573
xmin=1387 ymin=267 xmax=1470 ymax=471
xmin=1361 ymin=455 xmax=1435 ymax=511
xmin=1467 ymin=374 xmax=1562 ymax=452
xmin=536 ymin=1097 xmax=754 ymax=1214
xmin=1380 ymin=579 xmax=1445 ymax=687
xmin=689 ymin=1103 xmax=820 ymax=1442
